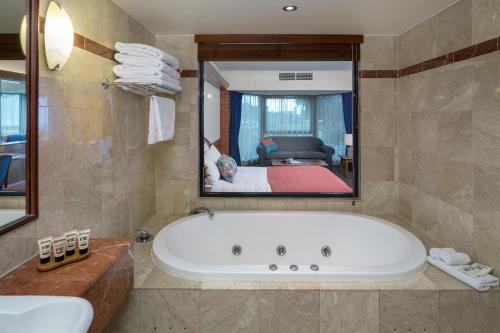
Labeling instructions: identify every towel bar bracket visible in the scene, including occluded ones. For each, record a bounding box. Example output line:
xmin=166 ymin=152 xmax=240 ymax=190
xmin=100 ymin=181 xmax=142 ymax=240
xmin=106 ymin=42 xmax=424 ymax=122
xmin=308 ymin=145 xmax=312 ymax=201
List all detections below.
xmin=101 ymin=79 xmax=179 ymax=97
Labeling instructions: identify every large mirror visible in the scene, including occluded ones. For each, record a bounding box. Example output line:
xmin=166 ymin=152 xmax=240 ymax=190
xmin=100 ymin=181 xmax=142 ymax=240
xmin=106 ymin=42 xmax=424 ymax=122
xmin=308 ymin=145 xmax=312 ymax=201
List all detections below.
xmin=200 ymin=60 xmax=358 ymax=197
xmin=0 ymin=0 xmax=38 ymax=233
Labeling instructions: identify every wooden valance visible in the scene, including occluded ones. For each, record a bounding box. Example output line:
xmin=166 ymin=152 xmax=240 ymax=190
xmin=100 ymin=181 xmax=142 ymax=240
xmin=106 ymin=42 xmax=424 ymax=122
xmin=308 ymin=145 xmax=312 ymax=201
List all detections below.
xmin=0 ymin=34 xmax=25 ymax=60
xmin=195 ymin=35 xmax=362 ymax=61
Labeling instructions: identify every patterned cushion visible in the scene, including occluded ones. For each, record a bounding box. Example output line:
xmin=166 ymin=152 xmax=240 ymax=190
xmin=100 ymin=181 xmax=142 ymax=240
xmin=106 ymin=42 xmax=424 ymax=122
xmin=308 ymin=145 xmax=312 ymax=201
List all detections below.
xmin=216 ymin=155 xmax=238 ymax=183
xmin=260 ymin=137 xmax=279 ymax=153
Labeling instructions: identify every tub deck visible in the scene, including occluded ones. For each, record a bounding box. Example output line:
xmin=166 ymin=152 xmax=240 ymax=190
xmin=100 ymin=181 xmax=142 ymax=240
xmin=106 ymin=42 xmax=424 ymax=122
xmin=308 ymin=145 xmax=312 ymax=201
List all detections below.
xmin=105 ymin=214 xmax=500 ymax=333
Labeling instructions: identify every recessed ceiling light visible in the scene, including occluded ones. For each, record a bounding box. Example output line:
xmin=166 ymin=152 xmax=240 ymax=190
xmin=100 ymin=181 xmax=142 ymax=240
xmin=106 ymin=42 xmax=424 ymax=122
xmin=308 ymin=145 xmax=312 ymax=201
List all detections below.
xmin=283 ymin=5 xmax=298 ymax=12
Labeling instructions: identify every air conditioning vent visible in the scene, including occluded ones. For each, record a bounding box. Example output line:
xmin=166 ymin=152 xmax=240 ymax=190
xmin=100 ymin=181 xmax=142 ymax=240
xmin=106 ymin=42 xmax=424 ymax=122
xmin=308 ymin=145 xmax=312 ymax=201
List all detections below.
xmin=278 ymin=73 xmax=295 ymax=81
xmin=296 ymin=72 xmax=313 ymax=80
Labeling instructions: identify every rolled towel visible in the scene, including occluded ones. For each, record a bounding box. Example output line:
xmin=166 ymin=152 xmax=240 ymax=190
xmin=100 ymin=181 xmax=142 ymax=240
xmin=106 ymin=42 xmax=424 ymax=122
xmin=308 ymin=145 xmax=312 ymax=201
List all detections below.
xmin=429 ymin=248 xmax=456 ymax=260
xmin=114 ymin=54 xmax=180 ymax=79
xmin=440 ymin=251 xmax=471 ymax=265
xmin=428 ymin=256 xmax=499 ymax=291
xmin=115 ymin=42 xmax=180 ymax=69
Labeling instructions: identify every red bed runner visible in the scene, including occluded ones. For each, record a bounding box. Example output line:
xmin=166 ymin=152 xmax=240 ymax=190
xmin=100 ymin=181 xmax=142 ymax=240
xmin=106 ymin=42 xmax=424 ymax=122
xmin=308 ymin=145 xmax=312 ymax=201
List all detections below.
xmin=267 ymin=165 xmax=353 ymax=193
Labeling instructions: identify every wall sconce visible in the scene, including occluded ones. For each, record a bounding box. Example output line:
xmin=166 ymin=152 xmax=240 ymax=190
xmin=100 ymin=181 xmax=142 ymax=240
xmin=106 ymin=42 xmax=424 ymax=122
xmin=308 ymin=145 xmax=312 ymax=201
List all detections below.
xmin=45 ymin=1 xmax=74 ymax=71
xmin=19 ymin=16 xmax=27 ymax=56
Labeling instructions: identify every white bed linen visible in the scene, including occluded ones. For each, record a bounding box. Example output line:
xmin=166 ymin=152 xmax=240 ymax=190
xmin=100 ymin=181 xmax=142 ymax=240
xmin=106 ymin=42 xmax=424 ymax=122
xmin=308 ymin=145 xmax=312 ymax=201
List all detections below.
xmin=211 ymin=167 xmax=271 ymax=192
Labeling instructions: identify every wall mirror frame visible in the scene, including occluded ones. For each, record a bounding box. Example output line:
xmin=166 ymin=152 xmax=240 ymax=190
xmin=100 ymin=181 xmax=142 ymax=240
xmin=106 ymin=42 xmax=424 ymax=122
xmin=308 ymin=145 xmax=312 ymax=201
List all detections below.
xmin=0 ymin=0 xmax=39 ymax=235
xmin=197 ymin=34 xmax=361 ymax=198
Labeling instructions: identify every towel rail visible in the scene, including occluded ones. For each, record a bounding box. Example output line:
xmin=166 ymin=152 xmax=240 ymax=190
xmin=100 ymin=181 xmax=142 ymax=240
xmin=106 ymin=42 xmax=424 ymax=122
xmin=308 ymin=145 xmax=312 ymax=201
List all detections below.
xmin=101 ymin=79 xmax=180 ymax=97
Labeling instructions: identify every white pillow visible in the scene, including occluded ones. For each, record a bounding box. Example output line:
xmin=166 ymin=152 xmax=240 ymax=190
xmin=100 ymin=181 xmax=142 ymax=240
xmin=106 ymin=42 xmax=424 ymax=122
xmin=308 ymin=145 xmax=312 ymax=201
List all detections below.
xmin=204 ymin=160 xmax=220 ymax=185
xmin=205 ymin=145 xmax=221 ymax=163
xmin=204 ymin=142 xmax=210 ymax=153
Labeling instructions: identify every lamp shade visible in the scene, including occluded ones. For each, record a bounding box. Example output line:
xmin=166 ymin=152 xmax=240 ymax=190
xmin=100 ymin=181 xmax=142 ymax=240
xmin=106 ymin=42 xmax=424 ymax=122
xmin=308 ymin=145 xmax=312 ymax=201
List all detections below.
xmin=44 ymin=1 xmax=74 ymax=71
xmin=344 ymin=134 xmax=353 ymax=146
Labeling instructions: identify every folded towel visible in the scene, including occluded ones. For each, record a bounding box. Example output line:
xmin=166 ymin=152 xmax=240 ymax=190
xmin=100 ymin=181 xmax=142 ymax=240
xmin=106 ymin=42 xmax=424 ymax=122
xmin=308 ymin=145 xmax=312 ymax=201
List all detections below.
xmin=428 ymin=256 xmax=499 ymax=291
xmin=114 ymin=55 xmax=180 ymax=79
xmin=113 ymin=66 xmax=180 ymax=86
xmin=114 ymin=78 xmax=182 ymax=93
xmin=429 ymin=248 xmax=455 ymax=260
xmin=148 ymin=96 xmax=175 ymax=144
xmin=115 ymin=42 xmax=180 ymax=69
xmin=440 ymin=251 xmax=471 ymax=265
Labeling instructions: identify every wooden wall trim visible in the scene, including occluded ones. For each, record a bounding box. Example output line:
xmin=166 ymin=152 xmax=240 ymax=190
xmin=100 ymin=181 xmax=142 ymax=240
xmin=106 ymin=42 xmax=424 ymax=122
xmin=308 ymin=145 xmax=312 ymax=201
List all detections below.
xmin=0 ymin=34 xmax=25 ymax=60
xmin=195 ymin=34 xmax=364 ymax=44
xmin=362 ymin=35 xmax=500 ymax=79
xmin=204 ymin=62 xmax=229 ymax=89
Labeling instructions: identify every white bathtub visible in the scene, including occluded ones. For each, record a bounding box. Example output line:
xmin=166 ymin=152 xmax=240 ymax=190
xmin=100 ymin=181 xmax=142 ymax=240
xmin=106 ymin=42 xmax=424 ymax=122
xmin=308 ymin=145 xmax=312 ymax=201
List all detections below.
xmin=152 ymin=211 xmax=427 ymax=282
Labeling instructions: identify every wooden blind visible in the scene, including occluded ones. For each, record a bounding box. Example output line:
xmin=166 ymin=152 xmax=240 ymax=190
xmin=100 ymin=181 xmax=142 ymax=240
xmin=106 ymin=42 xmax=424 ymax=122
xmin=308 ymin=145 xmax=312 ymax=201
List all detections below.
xmin=195 ymin=35 xmax=362 ymax=61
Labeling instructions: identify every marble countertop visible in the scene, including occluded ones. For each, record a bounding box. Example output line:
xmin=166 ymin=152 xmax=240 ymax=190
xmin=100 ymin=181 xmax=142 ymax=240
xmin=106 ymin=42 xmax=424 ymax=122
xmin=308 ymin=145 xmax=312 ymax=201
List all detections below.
xmin=0 ymin=239 xmax=132 ymax=296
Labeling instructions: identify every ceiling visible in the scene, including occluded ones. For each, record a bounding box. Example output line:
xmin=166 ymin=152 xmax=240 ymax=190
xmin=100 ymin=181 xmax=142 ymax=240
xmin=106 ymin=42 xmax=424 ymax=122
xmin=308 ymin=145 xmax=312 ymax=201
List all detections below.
xmin=214 ymin=61 xmax=352 ymax=71
xmin=112 ymin=0 xmax=459 ymax=36
xmin=0 ymin=0 xmax=26 ymax=33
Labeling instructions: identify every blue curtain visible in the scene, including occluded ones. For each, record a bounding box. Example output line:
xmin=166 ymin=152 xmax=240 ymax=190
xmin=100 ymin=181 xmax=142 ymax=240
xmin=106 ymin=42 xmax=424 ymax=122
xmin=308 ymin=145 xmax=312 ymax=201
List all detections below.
xmin=238 ymin=95 xmax=261 ymax=165
xmin=341 ymin=92 xmax=353 ymax=134
xmin=229 ymin=91 xmax=243 ymax=165
xmin=316 ymin=95 xmax=346 ymax=164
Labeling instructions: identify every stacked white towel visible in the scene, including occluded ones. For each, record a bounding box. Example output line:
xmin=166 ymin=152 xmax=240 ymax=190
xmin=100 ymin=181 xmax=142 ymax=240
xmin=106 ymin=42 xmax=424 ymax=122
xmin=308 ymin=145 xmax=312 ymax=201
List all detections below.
xmin=427 ymin=248 xmax=498 ymax=291
xmin=113 ymin=42 xmax=182 ymax=93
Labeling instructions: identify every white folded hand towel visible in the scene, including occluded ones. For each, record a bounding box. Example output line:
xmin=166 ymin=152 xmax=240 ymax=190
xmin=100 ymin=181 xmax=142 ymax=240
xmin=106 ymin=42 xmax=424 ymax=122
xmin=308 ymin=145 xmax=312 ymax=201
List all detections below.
xmin=113 ymin=66 xmax=180 ymax=86
xmin=440 ymin=251 xmax=471 ymax=265
xmin=115 ymin=42 xmax=180 ymax=69
xmin=429 ymin=248 xmax=455 ymax=260
xmin=114 ymin=54 xmax=180 ymax=79
xmin=428 ymin=257 xmax=499 ymax=291
xmin=148 ymin=96 xmax=175 ymax=144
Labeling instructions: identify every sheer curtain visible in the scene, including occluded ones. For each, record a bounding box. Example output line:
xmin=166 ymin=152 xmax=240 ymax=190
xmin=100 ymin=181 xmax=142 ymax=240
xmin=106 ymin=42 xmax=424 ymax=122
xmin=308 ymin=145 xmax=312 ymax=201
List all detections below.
xmin=0 ymin=93 xmax=26 ymax=136
xmin=264 ymin=96 xmax=313 ymax=136
xmin=238 ymin=95 xmax=261 ymax=165
xmin=316 ymin=95 xmax=346 ymax=164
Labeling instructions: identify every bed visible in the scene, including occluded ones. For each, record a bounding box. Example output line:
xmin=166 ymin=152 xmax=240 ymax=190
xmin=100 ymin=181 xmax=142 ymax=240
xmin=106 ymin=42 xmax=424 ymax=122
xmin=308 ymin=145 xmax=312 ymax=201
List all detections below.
xmin=211 ymin=165 xmax=352 ymax=193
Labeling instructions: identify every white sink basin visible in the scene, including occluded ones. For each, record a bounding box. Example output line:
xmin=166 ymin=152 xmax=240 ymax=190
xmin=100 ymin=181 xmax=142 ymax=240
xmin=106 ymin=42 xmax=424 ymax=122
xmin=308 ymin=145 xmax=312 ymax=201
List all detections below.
xmin=0 ymin=296 xmax=94 ymax=333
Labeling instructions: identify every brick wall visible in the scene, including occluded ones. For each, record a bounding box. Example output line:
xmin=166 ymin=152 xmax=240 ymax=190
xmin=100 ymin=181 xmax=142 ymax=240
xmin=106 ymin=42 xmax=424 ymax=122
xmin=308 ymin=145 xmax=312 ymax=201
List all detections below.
xmin=219 ymin=89 xmax=230 ymax=154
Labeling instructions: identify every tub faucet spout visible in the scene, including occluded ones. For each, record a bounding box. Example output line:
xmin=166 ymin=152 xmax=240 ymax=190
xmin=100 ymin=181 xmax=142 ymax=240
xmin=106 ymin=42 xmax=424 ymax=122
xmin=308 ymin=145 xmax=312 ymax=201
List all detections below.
xmin=189 ymin=207 xmax=214 ymax=219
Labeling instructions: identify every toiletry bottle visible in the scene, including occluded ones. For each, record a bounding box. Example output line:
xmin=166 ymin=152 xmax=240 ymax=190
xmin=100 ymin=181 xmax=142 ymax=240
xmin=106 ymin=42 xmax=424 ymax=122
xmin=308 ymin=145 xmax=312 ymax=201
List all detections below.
xmin=64 ymin=230 xmax=78 ymax=256
xmin=52 ymin=235 xmax=66 ymax=262
xmin=37 ymin=237 xmax=52 ymax=264
xmin=77 ymin=229 xmax=90 ymax=255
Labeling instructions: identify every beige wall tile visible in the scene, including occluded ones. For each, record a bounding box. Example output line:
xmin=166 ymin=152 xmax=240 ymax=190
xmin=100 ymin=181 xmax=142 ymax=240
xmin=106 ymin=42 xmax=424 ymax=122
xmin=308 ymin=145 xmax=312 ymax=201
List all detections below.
xmin=472 ymin=0 xmax=500 ymax=43
xmin=141 ymin=290 xmax=200 ymax=333
xmin=104 ymin=291 xmax=141 ymax=333
xmin=320 ymin=291 xmax=379 ymax=333
xmin=259 ymin=290 xmax=320 ymax=333
xmin=200 ymin=290 xmax=259 ymax=333
xmin=380 ymin=291 xmax=439 ymax=333
xmin=439 ymin=291 xmax=481 ymax=333
xmin=361 ymin=36 xmax=398 ymax=70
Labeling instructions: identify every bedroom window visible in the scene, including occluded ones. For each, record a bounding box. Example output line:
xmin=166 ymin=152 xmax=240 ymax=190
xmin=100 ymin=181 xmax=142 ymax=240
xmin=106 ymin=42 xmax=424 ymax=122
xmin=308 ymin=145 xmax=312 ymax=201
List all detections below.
xmin=0 ymin=94 xmax=26 ymax=137
xmin=264 ymin=96 xmax=313 ymax=136
xmin=197 ymin=34 xmax=361 ymax=198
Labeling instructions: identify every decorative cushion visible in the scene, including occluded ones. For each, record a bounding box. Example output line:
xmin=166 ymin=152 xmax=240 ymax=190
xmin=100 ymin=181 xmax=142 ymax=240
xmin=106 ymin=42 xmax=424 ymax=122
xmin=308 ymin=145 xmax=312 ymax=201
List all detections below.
xmin=260 ymin=137 xmax=279 ymax=154
xmin=216 ymin=155 xmax=238 ymax=183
